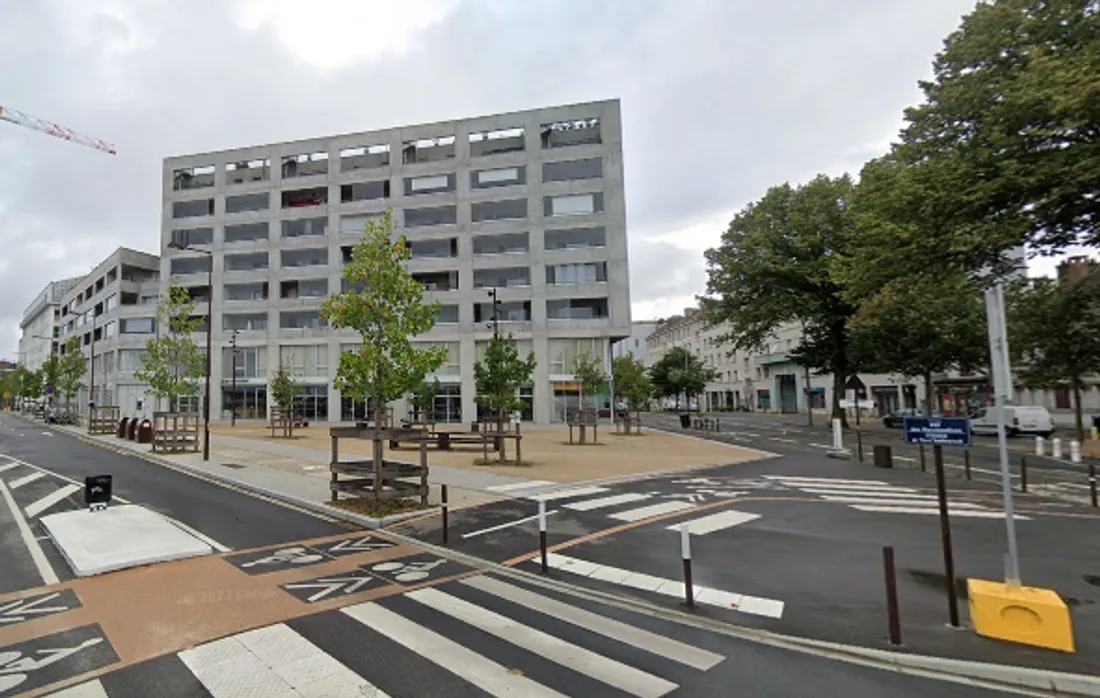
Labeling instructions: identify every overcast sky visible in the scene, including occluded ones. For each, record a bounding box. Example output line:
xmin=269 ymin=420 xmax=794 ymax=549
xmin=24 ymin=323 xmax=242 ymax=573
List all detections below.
xmin=1 ymin=0 xmax=1007 ymax=358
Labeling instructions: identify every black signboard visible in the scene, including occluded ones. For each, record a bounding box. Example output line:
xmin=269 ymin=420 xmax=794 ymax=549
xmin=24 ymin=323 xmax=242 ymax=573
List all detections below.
xmin=83 ymin=475 xmax=112 ymax=509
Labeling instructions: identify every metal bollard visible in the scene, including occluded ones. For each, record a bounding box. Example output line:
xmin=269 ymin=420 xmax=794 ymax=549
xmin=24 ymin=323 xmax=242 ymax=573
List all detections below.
xmin=832 ymin=418 xmax=843 ymax=450
xmin=1020 ymin=456 xmax=1028 ymax=493
xmin=539 ymin=500 xmax=548 ymax=574
xmin=919 ymin=445 xmax=926 ymax=472
xmin=1071 ymin=440 xmax=1082 ymax=464
xmin=883 ymin=546 xmax=902 ymax=646
xmin=1035 ymin=436 xmax=1045 ymax=456
xmin=441 ymin=485 xmax=449 ymax=545
xmin=1090 ymin=464 xmax=1098 ymax=508
xmin=856 ymin=429 xmax=864 ymax=463
xmin=681 ymin=522 xmax=694 ymax=607
xmin=1053 ymin=438 xmax=1063 ymax=459
xmin=964 ymin=449 xmax=971 ymax=480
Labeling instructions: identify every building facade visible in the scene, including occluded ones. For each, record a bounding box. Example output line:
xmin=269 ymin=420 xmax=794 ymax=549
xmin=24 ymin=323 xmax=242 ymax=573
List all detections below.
xmin=611 ymin=320 xmax=659 ymax=366
xmin=18 ymin=277 xmax=81 ymax=372
xmin=55 ymin=248 xmax=161 ymax=418
xmin=646 ymin=308 xmax=921 ymax=415
xmin=161 ymin=99 xmax=630 ymax=425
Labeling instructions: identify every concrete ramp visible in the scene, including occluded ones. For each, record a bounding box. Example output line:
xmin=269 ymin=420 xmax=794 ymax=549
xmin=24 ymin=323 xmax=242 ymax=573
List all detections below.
xmin=41 ymin=504 xmax=214 ymax=577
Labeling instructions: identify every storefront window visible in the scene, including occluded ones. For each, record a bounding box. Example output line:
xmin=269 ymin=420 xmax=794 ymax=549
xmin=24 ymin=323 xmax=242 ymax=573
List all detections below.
xmin=295 ymin=384 xmax=328 ymax=421
xmin=222 ymin=386 xmax=267 ymax=420
xmin=432 ymin=384 xmax=462 ymax=423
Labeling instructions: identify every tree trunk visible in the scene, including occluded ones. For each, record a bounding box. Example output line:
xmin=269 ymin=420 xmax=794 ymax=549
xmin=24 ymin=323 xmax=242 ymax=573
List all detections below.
xmin=1073 ymin=377 xmax=1085 ymax=444
xmin=831 ymin=371 xmax=847 ymax=427
xmin=497 ymin=405 xmax=505 ymax=463
xmin=923 ymin=370 xmax=934 ymax=416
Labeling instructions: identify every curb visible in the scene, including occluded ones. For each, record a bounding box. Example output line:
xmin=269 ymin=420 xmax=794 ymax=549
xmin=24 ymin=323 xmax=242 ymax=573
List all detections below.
xmin=37 ymin=417 xmax=1100 ymax=696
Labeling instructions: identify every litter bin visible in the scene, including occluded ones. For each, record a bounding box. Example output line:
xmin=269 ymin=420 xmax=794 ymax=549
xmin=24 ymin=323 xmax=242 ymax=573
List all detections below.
xmin=873 ymin=444 xmax=893 ymax=469
xmin=117 ymin=418 xmax=129 ymax=438
xmin=679 ymin=413 xmax=691 ymax=429
xmin=137 ymin=419 xmax=153 ymax=444
xmin=126 ymin=418 xmax=138 ymax=440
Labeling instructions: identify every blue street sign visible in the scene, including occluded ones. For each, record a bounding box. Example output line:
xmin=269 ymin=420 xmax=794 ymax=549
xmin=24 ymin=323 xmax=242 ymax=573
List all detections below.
xmin=903 ymin=417 xmax=971 ymax=447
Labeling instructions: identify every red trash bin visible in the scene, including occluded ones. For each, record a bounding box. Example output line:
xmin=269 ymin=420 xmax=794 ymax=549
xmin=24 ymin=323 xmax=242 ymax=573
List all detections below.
xmin=117 ymin=418 xmax=129 ymax=438
xmin=137 ymin=419 xmax=153 ymax=444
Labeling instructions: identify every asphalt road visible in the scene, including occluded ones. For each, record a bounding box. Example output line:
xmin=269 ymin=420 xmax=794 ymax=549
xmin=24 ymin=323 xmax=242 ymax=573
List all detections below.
xmin=0 ymin=411 xmax=350 ymax=595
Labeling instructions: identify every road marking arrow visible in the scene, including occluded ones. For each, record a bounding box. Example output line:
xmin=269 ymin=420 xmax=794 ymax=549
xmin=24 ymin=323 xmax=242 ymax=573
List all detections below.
xmin=284 ymin=575 xmax=381 ymax=602
xmin=0 ymin=593 xmax=69 ymax=625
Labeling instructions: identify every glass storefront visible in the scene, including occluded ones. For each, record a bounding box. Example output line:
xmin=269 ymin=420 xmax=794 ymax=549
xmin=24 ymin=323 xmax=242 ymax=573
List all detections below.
xmin=341 ymin=395 xmax=380 ymax=422
xmin=295 ymin=384 xmax=328 ymax=421
xmin=432 ymin=384 xmax=462 ymax=423
xmin=222 ymin=385 xmax=267 ymax=420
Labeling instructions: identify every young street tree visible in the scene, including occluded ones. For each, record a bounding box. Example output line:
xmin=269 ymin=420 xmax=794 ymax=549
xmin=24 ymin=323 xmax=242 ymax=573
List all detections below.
xmin=40 ymin=353 xmax=60 ymax=407
xmin=135 ymin=280 xmax=206 ymax=412
xmin=410 ymin=378 xmax=441 ymax=423
xmin=15 ymin=365 xmax=42 ymax=410
xmin=321 ymin=210 xmax=447 ymax=475
xmin=269 ymin=365 xmax=301 ymax=437
xmin=57 ymin=337 xmax=88 ymax=415
xmin=648 ymin=346 xmax=715 ymax=411
xmin=473 ymin=333 xmax=536 ymax=462
xmin=611 ymin=355 xmax=652 ymax=433
xmin=703 ymin=174 xmax=858 ymax=423
xmin=848 ymin=274 xmax=989 ymax=414
xmin=1009 ymin=277 xmax=1100 ymax=442
xmin=571 ymin=351 xmax=607 ymax=411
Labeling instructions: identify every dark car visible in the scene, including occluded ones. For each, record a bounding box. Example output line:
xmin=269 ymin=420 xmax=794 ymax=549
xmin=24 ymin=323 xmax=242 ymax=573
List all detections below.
xmin=883 ymin=408 xmax=923 ymax=428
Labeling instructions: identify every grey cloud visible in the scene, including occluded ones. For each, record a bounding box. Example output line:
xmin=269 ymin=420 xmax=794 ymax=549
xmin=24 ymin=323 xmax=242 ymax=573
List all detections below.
xmin=0 ymin=0 xmax=977 ymax=356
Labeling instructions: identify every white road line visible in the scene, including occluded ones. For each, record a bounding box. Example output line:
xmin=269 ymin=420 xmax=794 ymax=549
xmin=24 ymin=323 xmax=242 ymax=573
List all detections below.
xmin=822 ymin=497 xmax=986 ymax=508
xmin=343 ymin=602 xmax=567 ymax=698
xmin=41 ymin=679 xmax=109 ymax=697
xmin=738 ymin=432 xmax=761 ymax=437
xmin=529 ymin=485 xmax=610 ymax=502
xmin=487 ymin=479 xmax=555 ymax=493
xmin=163 ymin=516 xmax=231 ymax=553
xmin=769 ymin=438 xmax=798 ymax=443
xmin=536 ymin=552 xmax=784 ymax=619
xmin=462 ymin=510 xmax=559 ymax=539
xmin=0 ymin=479 xmax=59 ymax=585
xmin=808 ymin=443 xmax=832 ymax=448
xmin=666 ymin=509 xmax=760 ymax=535
xmin=460 ymin=576 xmax=724 ymax=671
xmin=800 ymin=488 xmax=928 ymax=498
xmin=25 ymin=483 xmax=81 ymax=518
xmin=0 ymin=462 xmax=20 ymax=473
xmin=408 ymin=587 xmax=678 ymax=698
xmin=564 ymin=492 xmax=651 ymax=511
xmin=180 ymin=622 xmax=387 ymax=698
xmin=762 ymin=476 xmax=888 ymax=485
xmin=850 ymin=505 xmax=1032 ymax=519
xmin=8 ymin=471 xmax=46 ymax=489
xmin=786 ymin=482 xmax=919 ymax=493
xmin=610 ymin=501 xmax=696 ymax=522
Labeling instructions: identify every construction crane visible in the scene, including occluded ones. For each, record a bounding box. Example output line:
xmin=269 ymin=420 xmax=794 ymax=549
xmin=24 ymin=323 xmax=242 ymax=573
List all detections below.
xmin=0 ymin=105 xmax=116 ymax=155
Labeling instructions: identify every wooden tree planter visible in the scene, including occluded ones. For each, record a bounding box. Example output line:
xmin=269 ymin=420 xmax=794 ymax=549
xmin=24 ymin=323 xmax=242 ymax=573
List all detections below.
xmin=270 ymin=405 xmax=296 ymax=438
xmin=568 ymin=408 xmax=600 ymax=444
xmin=88 ymin=406 xmax=120 ymax=435
xmin=329 ymin=425 xmax=428 ymax=506
xmin=615 ymin=412 xmax=643 ymax=435
xmin=151 ymin=411 xmax=200 ymax=453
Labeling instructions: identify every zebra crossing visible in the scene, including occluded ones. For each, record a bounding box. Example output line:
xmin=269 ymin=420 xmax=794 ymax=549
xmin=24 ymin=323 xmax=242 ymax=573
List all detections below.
xmin=43 ymin=574 xmax=726 ymax=698
xmin=761 ymin=475 xmax=1032 ymax=519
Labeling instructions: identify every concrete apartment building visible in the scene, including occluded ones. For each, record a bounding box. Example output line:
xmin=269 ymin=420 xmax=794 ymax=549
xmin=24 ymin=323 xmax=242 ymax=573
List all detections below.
xmin=18 ymin=277 xmax=81 ymax=371
xmin=55 ymin=247 xmax=161 ymax=417
xmin=162 ymin=99 xmax=630 ymax=425
xmin=647 ymin=308 xmax=920 ymax=414
xmin=612 ymin=320 xmax=659 ymax=366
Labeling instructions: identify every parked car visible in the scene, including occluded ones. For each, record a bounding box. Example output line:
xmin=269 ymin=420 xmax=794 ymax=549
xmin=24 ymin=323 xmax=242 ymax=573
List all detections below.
xmin=970 ymin=405 xmax=1054 ymax=438
xmin=883 ymin=408 xmax=923 ymax=428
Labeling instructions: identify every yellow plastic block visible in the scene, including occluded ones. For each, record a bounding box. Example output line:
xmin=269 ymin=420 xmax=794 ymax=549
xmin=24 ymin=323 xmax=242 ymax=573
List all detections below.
xmin=967 ymin=578 xmax=1075 ymax=652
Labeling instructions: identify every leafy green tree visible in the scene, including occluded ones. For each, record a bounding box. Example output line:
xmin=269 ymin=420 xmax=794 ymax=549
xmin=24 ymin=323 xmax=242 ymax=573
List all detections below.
xmin=612 ymin=355 xmax=652 ymax=431
xmin=848 ymin=274 xmax=989 ymax=413
xmin=0 ymin=370 xmax=17 ymax=409
xmin=648 ymin=346 xmax=716 ymax=410
xmin=1008 ymin=277 xmax=1100 ymax=442
xmin=40 ymin=353 xmax=60 ymax=406
xmin=321 ymin=210 xmax=447 ymax=475
xmin=135 ymin=280 xmax=205 ymax=411
xmin=474 ymin=333 xmax=536 ymax=461
xmin=703 ymin=175 xmax=858 ymax=422
xmin=269 ymin=365 xmax=301 ymax=436
xmin=57 ymin=337 xmax=88 ymax=413
xmin=410 ymin=378 xmax=441 ymax=422
xmin=22 ymin=367 xmax=43 ymax=406
xmin=571 ymin=351 xmax=607 ymax=411
xmin=885 ymin=0 xmax=1099 ymax=275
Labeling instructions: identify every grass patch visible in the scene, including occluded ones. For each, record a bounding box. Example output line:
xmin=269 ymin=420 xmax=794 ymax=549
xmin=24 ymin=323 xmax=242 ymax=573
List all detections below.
xmin=473 ymin=458 xmax=533 ymax=467
xmin=330 ymin=497 xmax=431 ymax=518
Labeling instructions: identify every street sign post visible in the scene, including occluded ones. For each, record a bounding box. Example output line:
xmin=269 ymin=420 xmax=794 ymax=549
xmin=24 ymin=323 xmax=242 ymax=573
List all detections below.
xmin=902 ymin=417 xmax=971 ymax=447
xmin=83 ymin=475 xmax=112 ymax=512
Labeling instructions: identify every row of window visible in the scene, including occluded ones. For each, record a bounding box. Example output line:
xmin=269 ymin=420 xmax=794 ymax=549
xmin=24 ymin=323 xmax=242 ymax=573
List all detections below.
xmin=173 ymin=124 xmax=603 ymax=192
xmin=173 ymin=188 xmax=606 ymax=223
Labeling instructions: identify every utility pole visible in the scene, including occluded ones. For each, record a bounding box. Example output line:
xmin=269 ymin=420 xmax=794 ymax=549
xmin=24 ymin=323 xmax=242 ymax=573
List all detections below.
xmin=87 ymin=315 xmax=96 ymax=429
xmin=487 ymin=288 xmax=502 ymax=428
xmin=803 ymin=363 xmax=813 ymax=427
xmin=229 ymin=330 xmax=239 ymax=427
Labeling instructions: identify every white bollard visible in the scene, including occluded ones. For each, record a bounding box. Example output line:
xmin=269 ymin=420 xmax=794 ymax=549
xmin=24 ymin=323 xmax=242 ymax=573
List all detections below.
xmin=1071 ymin=440 xmax=1082 ymax=464
xmin=832 ymin=418 xmax=843 ymax=450
xmin=1035 ymin=436 xmax=1045 ymax=456
xmin=1053 ymin=438 xmax=1063 ymax=459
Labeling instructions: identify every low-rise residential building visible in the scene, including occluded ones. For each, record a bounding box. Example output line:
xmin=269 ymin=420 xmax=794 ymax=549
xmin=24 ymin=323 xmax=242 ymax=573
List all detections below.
xmin=611 ymin=320 xmax=659 ymax=365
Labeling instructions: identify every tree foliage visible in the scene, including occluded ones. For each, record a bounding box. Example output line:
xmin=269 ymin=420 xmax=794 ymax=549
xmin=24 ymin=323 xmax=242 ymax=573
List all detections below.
xmin=885 ymin=0 xmax=1100 ymax=275
xmin=321 ymin=210 xmax=447 ymax=433
xmin=648 ymin=346 xmax=716 ymax=409
xmin=571 ymin=351 xmax=607 ymax=410
xmin=269 ymin=365 xmax=300 ymax=408
xmin=474 ymin=333 xmax=536 ymax=418
xmin=57 ymin=337 xmax=88 ymax=407
xmin=848 ymin=274 xmax=989 ymax=411
xmin=612 ymin=355 xmax=652 ymax=414
xmin=411 ymin=378 xmax=441 ymax=420
xmin=21 ymin=366 xmax=43 ymax=402
xmin=703 ymin=175 xmax=858 ymax=421
xmin=135 ymin=280 xmax=205 ymax=408
xmin=40 ymin=353 xmax=60 ymax=401
xmin=1009 ymin=277 xmax=1100 ymax=441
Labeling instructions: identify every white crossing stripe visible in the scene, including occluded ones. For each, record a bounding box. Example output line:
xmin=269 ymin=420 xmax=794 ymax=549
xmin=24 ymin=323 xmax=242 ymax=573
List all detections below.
xmin=536 ymin=552 xmax=784 ymax=619
xmin=0 ymin=462 xmax=20 ymax=473
xmin=610 ymin=501 xmax=696 ymax=522
xmin=179 ymin=622 xmax=388 ymax=697
xmin=462 ymin=510 xmax=559 ymax=539
xmin=850 ymin=505 xmax=1031 ymax=519
xmin=786 ymin=481 xmax=919 ymax=492
xmin=460 ymin=576 xmax=724 ymax=671
xmin=8 ymin=471 xmax=46 ymax=489
xmin=43 ymin=679 xmax=109 ymax=697
xmin=565 ymin=492 xmax=651 ymax=511
xmin=25 ymin=484 xmax=81 ymax=518
xmin=668 ymin=509 xmax=760 ymax=535
xmin=801 ymin=488 xmax=931 ymax=498
xmin=762 ymin=476 xmax=888 ymax=485
xmin=343 ymin=602 xmax=568 ymax=697
xmin=821 ymin=497 xmax=986 ymax=508
xmin=407 ymin=587 xmax=679 ymax=698
xmin=529 ymin=485 xmax=610 ymax=502
xmin=487 ymin=479 xmax=555 ymax=493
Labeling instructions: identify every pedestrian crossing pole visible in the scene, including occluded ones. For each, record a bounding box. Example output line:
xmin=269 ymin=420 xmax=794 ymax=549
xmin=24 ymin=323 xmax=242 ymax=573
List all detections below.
xmin=441 ymin=485 xmax=449 ymax=545
xmin=539 ymin=500 xmax=548 ymax=573
xmin=681 ymin=521 xmax=694 ymax=607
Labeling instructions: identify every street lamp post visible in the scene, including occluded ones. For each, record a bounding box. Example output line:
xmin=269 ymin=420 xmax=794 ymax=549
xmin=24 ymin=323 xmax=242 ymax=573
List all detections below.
xmin=229 ymin=330 xmax=239 ymax=427
xmin=167 ymin=241 xmax=213 ymax=461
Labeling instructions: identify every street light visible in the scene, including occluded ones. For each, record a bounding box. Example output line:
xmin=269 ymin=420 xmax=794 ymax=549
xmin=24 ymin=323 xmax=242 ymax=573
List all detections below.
xmin=167 ymin=240 xmax=213 ymax=461
xmin=229 ymin=330 xmax=239 ymax=427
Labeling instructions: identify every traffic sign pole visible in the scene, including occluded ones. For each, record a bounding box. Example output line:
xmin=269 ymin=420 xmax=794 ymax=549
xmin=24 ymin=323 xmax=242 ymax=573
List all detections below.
xmin=986 ymin=283 xmax=1021 ymax=586
xmin=933 ymin=445 xmax=959 ymax=627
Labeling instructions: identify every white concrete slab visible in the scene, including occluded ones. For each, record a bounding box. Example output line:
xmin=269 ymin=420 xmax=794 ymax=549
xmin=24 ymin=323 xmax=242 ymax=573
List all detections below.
xmin=41 ymin=504 xmax=214 ymax=577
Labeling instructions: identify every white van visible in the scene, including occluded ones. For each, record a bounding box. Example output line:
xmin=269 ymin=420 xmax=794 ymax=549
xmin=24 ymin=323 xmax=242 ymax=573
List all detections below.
xmin=969 ymin=406 xmax=1055 ymax=437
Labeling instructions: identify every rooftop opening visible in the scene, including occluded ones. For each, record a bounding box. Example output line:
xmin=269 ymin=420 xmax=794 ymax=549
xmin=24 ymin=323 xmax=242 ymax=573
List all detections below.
xmin=173 ymin=165 xmax=215 ymax=191
xmin=402 ymin=136 xmax=455 ymax=165
xmin=282 ymin=187 xmax=328 ymax=208
xmin=339 ymin=143 xmax=390 ymax=171
xmin=281 ymin=151 xmax=329 ymax=178
xmin=540 ymin=117 xmax=601 ymax=149
xmin=225 ymin=158 xmax=271 ymax=184
xmin=469 ymin=127 xmax=525 ymax=157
